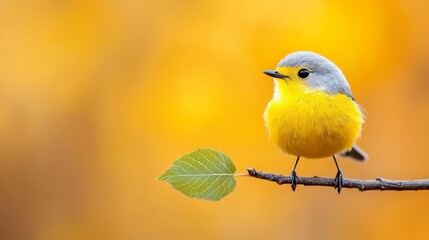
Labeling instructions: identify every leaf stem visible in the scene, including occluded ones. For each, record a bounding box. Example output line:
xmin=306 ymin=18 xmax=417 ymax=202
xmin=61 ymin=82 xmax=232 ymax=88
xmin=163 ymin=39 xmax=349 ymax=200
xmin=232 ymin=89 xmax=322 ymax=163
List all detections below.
xmin=234 ymin=173 xmax=250 ymax=177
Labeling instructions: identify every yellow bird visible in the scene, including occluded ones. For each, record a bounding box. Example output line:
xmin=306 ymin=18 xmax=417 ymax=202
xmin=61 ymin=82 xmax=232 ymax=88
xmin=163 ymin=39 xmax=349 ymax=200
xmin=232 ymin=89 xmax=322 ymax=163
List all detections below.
xmin=263 ymin=51 xmax=367 ymax=193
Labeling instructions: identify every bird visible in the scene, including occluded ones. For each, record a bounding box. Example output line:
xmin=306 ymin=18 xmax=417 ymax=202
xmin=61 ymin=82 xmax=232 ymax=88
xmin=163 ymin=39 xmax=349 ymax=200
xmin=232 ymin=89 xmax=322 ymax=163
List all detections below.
xmin=263 ymin=51 xmax=367 ymax=193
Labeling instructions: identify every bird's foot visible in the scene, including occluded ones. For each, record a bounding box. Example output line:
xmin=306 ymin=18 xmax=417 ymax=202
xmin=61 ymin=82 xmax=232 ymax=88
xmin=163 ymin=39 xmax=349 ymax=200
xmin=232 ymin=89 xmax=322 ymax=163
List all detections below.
xmin=334 ymin=170 xmax=343 ymax=194
xmin=290 ymin=170 xmax=298 ymax=191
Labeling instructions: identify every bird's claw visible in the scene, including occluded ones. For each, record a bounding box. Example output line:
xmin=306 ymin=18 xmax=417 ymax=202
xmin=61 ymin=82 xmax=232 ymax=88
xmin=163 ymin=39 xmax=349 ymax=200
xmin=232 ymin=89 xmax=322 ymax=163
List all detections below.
xmin=334 ymin=170 xmax=343 ymax=194
xmin=290 ymin=170 xmax=298 ymax=191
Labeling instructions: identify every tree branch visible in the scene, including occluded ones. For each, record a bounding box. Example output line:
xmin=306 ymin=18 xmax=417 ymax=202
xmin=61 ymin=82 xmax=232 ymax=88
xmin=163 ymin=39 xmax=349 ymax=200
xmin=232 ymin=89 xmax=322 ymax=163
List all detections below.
xmin=247 ymin=168 xmax=429 ymax=191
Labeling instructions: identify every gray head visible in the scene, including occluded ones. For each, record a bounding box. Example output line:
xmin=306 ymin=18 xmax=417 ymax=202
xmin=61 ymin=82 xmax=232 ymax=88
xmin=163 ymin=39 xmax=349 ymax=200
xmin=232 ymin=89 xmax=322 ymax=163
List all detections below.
xmin=264 ymin=51 xmax=354 ymax=100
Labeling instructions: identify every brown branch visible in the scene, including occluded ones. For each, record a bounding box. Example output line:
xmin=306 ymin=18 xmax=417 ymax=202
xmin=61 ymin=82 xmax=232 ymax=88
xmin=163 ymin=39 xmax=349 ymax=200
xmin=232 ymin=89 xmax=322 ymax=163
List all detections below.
xmin=247 ymin=168 xmax=429 ymax=191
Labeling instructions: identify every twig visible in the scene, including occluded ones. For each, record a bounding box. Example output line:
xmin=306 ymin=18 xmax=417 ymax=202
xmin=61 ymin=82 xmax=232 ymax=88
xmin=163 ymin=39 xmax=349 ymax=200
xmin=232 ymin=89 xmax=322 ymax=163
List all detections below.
xmin=247 ymin=168 xmax=429 ymax=191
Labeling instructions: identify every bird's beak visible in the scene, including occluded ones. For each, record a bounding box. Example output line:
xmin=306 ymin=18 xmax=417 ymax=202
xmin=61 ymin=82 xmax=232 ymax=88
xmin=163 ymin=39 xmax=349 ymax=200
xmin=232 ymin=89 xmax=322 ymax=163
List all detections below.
xmin=263 ymin=70 xmax=289 ymax=79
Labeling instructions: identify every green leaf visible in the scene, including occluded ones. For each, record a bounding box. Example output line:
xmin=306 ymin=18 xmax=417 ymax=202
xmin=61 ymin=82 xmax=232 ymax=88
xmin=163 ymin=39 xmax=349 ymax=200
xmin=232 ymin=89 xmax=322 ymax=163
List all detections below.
xmin=158 ymin=148 xmax=236 ymax=201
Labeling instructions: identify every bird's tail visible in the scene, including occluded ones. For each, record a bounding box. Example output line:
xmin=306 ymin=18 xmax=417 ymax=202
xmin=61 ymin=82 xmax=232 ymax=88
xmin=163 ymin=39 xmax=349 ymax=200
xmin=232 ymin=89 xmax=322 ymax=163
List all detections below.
xmin=340 ymin=145 xmax=368 ymax=161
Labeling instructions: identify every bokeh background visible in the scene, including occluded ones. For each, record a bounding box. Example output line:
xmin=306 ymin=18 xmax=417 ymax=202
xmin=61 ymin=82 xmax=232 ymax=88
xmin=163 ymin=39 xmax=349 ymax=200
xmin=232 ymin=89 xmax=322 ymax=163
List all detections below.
xmin=1 ymin=0 xmax=429 ymax=239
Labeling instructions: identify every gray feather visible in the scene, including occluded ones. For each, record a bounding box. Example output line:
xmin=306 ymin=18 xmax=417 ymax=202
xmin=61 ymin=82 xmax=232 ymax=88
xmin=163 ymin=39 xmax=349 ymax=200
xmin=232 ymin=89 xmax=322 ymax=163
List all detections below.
xmin=340 ymin=145 xmax=368 ymax=161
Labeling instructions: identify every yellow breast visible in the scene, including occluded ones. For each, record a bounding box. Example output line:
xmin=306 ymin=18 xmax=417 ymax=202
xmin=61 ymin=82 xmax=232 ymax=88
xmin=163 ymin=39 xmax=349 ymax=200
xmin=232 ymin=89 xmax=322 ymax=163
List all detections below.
xmin=264 ymin=80 xmax=364 ymax=159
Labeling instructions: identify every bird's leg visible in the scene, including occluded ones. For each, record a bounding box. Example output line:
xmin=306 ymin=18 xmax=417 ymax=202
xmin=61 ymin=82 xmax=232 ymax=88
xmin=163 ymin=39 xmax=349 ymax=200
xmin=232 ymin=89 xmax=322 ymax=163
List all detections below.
xmin=290 ymin=156 xmax=300 ymax=191
xmin=333 ymin=155 xmax=343 ymax=193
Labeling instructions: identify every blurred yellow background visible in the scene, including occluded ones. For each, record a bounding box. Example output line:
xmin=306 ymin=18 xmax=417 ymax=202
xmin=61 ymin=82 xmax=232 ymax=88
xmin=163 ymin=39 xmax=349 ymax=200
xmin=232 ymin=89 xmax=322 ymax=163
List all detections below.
xmin=1 ymin=0 xmax=429 ymax=239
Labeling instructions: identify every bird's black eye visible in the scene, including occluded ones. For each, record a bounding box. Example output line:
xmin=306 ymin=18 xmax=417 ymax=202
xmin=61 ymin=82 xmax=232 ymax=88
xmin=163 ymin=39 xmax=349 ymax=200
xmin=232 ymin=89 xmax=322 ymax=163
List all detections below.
xmin=298 ymin=69 xmax=310 ymax=79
